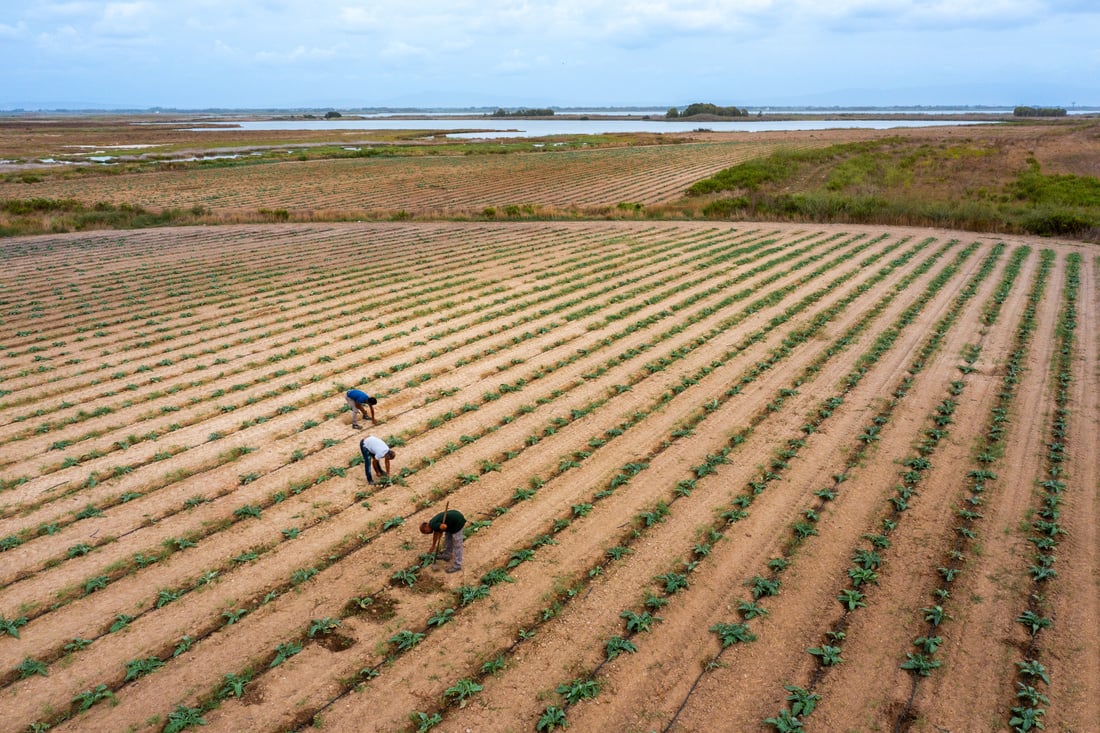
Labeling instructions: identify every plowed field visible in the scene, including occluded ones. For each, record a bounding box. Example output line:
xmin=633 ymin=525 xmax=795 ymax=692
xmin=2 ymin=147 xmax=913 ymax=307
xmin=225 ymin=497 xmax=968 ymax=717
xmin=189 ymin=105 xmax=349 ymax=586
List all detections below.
xmin=0 ymin=140 xmax=804 ymax=215
xmin=1 ymin=221 xmax=1097 ymax=733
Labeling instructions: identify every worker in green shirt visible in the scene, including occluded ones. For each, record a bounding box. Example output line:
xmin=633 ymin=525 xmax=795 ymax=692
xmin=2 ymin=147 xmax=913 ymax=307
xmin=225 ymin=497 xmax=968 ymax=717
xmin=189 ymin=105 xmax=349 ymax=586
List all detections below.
xmin=420 ymin=508 xmax=466 ymax=573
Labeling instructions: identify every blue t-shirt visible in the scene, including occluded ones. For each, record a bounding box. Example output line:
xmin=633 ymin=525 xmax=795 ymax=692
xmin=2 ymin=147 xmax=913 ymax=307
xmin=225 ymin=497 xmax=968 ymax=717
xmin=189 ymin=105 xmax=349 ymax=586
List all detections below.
xmin=347 ymin=389 xmax=369 ymax=404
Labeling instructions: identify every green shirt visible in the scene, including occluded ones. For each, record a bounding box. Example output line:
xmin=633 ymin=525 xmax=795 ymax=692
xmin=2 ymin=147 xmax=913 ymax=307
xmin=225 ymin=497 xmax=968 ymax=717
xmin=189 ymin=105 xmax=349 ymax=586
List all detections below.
xmin=428 ymin=509 xmax=466 ymax=534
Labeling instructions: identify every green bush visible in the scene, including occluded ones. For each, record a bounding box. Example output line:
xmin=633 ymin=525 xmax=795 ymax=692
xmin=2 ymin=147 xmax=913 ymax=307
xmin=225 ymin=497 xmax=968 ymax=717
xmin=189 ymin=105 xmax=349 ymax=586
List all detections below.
xmin=1021 ymin=209 xmax=1096 ymax=237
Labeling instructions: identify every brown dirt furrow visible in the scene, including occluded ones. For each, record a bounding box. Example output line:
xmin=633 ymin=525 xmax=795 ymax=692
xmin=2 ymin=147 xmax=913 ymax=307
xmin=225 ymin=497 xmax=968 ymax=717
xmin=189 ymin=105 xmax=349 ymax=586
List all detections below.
xmin=1039 ymin=251 xmax=1100 ymax=732
xmin=805 ymin=244 xmax=1045 ymax=731
xmin=1 ymin=223 xmax=1096 ymax=733
xmin=897 ymin=248 xmax=1067 ymax=730
xmin=0 ymin=223 xmax=583 ymax=454
xmin=4 ymin=220 xmax=734 ymax=510
xmin=0 ymin=227 xmax=804 ymax=611
xmin=34 ymin=228 xmax=910 ymax=730
xmin=202 ymin=234 xmax=951 ymax=733
xmin=0 ymin=224 xmax=708 ymax=526
xmin=592 ymin=240 xmax=1002 ymax=731
xmin=3 ymin=226 xmax=874 ymax=728
xmin=440 ymin=241 xmax=977 ymax=732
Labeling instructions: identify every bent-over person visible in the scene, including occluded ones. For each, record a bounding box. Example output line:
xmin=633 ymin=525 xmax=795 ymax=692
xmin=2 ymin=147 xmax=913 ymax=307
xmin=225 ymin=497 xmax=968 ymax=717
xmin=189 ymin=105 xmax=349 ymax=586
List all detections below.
xmin=421 ymin=509 xmax=466 ymax=573
xmin=360 ymin=435 xmax=394 ymax=484
xmin=346 ymin=389 xmax=378 ymax=429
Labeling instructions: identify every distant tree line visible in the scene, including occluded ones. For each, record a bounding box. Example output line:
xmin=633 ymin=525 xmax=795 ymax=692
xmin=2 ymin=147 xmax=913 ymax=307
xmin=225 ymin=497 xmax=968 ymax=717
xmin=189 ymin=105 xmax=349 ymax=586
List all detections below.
xmin=666 ymin=103 xmax=749 ymax=118
xmin=489 ymin=108 xmax=555 ymax=117
xmin=1013 ymin=106 xmax=1067 ymax=117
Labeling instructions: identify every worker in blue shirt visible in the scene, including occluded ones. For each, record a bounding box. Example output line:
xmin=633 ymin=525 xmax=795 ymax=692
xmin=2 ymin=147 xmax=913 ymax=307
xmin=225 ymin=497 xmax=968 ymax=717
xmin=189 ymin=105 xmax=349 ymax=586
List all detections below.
xmin=345 ymin=389 xmax=378 ymax=429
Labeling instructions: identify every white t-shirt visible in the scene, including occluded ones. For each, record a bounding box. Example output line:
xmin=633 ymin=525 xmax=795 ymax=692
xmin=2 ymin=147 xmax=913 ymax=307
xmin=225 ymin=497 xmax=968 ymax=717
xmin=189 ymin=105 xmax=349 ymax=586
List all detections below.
xmin=361 ymin=436 xmax=390 ymax=459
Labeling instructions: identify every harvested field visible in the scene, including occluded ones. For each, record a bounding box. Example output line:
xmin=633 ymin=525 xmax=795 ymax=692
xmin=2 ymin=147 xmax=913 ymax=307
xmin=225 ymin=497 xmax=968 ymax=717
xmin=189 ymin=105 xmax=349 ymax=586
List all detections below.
xmin=1 ymin=139 xmax=809 ymax=215
xmin=0 ymin=220 xmax=1096 ymax=733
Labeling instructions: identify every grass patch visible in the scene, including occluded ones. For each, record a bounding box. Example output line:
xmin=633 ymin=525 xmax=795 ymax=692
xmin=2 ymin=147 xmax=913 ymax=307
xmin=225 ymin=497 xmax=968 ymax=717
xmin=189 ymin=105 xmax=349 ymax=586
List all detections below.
xmin=687 ymin=135 xmax=1100 ymax=241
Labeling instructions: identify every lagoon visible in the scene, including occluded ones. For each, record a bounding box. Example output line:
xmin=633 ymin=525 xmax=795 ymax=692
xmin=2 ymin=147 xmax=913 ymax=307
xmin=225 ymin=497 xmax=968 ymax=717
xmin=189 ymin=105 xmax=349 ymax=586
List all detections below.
xmin=200 ymin=117 xmax=999 ymax=139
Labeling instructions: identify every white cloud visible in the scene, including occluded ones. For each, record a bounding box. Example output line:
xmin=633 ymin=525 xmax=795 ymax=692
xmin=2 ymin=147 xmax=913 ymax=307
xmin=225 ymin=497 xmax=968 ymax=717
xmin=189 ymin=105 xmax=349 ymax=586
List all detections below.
xmin=379 ymin=40 xmax=429 ymax=59
xmin=3 ymin=0 xmax=1098 ymax=108
xmin=93 ymin=2 xmax=153 ymax=35
xmin=25 ymin=2 xmax=99 ymax=19
xmin=0 ymin=21 xmax=29 ymax=38
xmin=339 ymin=6 xmax=378 ymax=30
xmin=255 ymin=44 xmax=341 ymax=63
xmin=493 ymin=49 xmax=533 ymax=73
xmin=35 ymin=23 xmax=82 ymax=50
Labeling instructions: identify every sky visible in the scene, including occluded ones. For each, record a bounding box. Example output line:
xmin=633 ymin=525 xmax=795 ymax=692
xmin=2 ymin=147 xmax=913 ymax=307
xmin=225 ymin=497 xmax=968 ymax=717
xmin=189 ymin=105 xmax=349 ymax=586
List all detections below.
xmin=2 ymin=0 xmax=1099 ymax=110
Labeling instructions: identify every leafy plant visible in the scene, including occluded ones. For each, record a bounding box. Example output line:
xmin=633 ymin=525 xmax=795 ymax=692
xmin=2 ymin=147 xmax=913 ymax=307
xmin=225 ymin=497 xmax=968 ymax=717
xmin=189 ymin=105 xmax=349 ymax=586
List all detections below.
xmin=270 ymin=641 xmax=302 ymax=667
xmin=84 ymin=575 xmax=109 ymax=594
xmin=737 ymin=600 xmax=769 ymax=620
xmin=124 ymin=656 xmax=164 ymax=681
xmin=458 ymin=584 xmax=491 ymax=606
xmin=222 ymin=608 xmax=247 ymax=625
xmin=73 ymin=683 xmax=116 ymax=711
xmin=481 ymin=568 xmax=515 ymax=586
xmin=621 ymin=610 xmax=657 ymax=633
xmin=391 ymin=568 xmax=418 ymax=586
xmin=481 ymin=656 xmax=505 ymax=674
xmin=1 ymin=615 xmax=28 ymax=638
xmin=557 ymin=677 xmax=600 ymax=704
xmin=1016 ymin=610 xmax=1053 ymax=636
xmin=109 ymin=614 xmax=134 ymax=633
xmin=914 ymin=635 xmax=943 ymax=654
xmin=307 ymin=617 xmax=341 ymax=637
xmin=537 ymin=706 xmax=568 ymax=732
xmin=411 ymin=711 xmax=443 ymax=732
xmin=657 ymin=572 xmax=689 ymax=593
xmin=445 ymin=678 xmax=484 ymax=702
xmin=428 ymin=608 xmax=455 ymax=627
xmin=234 ymin=504 xmax=262 ymax=519
xmin=219 ymin=671 xmax=253 ymax=699
xmin=711 ymin=622 xmax=756 ymax=647
xmin=605 ymin=635 xmax=638 ymax=660
xmin=1009 ymin=705 xmax=1045 ymax=732
xmin=292 ymin=566 xmax=319 ymax=584
xmin=389 ymin=629 xmax=425 ymax=652
xmin=172 ymin=635 xmax=193 ymax=657
xmin=164 ymin=705 xmax=206 ymax=733
xmin=922 ymin=605 xmax=947 ymax=627
xmin=784 ymin=685 xmax=820 ymax=717
xmin=750 ymin=576 xmax=780 ymax=598
xmin=1016 ymin=659 xmax=1050 ymax=685
xmin=900 ymin=653 xmax=942 ymax=677
xmin=763 ymin=709 xmax=804 ymax=732
xmin=807 ymin=644 xmax=843 ymax=666
xmin=16 ymin=656 xmax=49 ymax=678
xmin=837 ymin=589 xmax=867 ymax=610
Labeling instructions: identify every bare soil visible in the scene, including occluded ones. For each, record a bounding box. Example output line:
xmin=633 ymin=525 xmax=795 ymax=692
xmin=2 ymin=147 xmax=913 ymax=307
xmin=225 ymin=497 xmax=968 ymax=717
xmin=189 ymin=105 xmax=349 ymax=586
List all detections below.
xmin=0 ymin=214 xmax=1096 ymax=733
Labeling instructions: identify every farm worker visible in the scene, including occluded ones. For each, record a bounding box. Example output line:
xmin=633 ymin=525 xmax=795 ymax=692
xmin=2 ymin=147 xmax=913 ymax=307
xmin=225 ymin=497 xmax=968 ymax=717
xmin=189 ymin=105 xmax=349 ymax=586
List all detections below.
xmin=360 ymin=435 xmax=395 ymax=484
xmin=345 ymin=389 xmax=378 ymax=429
xmin=421 ymin=509 xmax=466 ymax=573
